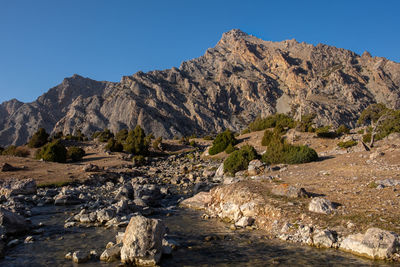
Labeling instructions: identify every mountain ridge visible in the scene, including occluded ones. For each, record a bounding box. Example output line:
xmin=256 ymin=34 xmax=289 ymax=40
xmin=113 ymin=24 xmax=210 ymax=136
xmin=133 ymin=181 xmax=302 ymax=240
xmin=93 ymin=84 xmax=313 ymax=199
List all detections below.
xmin=1 ymin=29 xmax=400 ymax=146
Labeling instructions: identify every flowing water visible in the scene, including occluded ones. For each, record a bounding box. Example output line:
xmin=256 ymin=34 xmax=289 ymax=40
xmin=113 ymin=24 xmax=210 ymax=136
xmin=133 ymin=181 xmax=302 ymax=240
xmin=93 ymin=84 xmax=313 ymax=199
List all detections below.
xmin=1 ymin=204 xmax=396 ymax=267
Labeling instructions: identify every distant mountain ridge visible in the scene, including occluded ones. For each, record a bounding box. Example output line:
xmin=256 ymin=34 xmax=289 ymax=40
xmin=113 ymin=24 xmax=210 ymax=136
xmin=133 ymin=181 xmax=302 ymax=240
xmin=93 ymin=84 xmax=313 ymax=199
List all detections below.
xmin=1 ymin=29 xmax=400 ymax=146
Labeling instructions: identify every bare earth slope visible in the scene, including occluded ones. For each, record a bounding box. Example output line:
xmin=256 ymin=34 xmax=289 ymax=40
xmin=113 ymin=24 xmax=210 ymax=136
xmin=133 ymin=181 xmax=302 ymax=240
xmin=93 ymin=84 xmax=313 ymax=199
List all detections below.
xmin=1 ymin=29 xmax=400 ymax=146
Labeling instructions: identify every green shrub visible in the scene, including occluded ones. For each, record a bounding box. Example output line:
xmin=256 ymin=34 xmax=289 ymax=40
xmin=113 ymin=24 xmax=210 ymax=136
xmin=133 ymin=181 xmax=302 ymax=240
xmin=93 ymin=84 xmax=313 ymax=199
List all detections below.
xmin=315 ymin=126 xmax=337 ymax=138
xmin=133 ymin=155 xmax=146 ymax=166
xmin=203 ymin=135 xmax=214 ymax=141
xmin=357 ymin=129 xmax=364 ymax=134
xmin=374 ymin=109 xmax=400 ymax=140
xmin=224 ymin=143 xmax=237 ymax=154
xmin=208 ymin=130 xmax=237 ymax=155
xmin=93 ymin=129 xmax=114 ymax=142
xmin=248 ymin=114 xmax=295 ymax=132
xmin=261 ymin=139 xmax=318 ymax=165
xmin=105 ymin=138 xmax=123 ymax=152
xmin=223 ymin=145 xmax=258 ymax=175
xmin=336 ymin=124 xmax=350 ymax=135
xmin=36 ymin=140 xmax=67 ymax=163
xmin=241 ymin=128 xmax=251 ymax=135
xmin=152 ymin=137 xmax=163 ymax=150
xmin=28 ymin=128 xmax=49 ymax=148
xmin=2 ymin=146 xmax=30 ymax=157
xmin=337 ymin=140 xmax=358 ymax=149
xmin=64 ymin=130 xmax=86 ymax=141
xmin=296 ymin=114 xmax=316 ymax=132
xmin=67 ymin=146 xmax=86 ymax=162
xmin=124 ymin=125 xmax=149 ymax=155
xmin=261 ymin=129 xmax=283 ymax=147
xmin=362 ymin=133 xmax=372 ymax=143
xmin=357 ymin=103 xmax=388 ymax=125
xmin=0 ymin=146 xmax=3 ymax=154
xmin=116 ymin=129 xmax=129 ymax=143
xmin=189 ymin=140 xmax=197 ymax=147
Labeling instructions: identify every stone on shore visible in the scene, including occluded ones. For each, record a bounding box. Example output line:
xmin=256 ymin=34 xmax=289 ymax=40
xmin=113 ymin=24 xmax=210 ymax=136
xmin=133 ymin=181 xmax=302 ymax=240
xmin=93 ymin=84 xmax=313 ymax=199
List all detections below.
xmin=120 ymin=215 xmax=166 ymax=266
xmin=100 ymin=244 xmax=121 ymax=262
xmin=308 ymin=197 xmax=335 ymax=214
xmin=0 ymin=208 xmax=30 ymax=235
xmin=340 ymin=228 xmax=400 ymax=259
xmin=180 ymin=191 xmax=211 ymax=210
xmin=0 ymin=178 xmax=37 ymax=197
xmin=72 ymin=250 xmax=90 ymax=263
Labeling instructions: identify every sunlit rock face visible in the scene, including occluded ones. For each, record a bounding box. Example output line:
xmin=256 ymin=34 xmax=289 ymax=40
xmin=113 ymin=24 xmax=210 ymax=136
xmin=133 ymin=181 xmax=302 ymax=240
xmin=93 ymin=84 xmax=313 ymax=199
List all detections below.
xmin=1 ymin=29 xmax=400 ymax=146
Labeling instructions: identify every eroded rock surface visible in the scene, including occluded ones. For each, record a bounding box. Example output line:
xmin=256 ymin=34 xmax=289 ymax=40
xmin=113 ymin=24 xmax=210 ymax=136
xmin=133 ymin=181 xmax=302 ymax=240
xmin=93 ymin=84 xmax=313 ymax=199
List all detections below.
xmin=2 ymin=29 xmax=400 ymax=146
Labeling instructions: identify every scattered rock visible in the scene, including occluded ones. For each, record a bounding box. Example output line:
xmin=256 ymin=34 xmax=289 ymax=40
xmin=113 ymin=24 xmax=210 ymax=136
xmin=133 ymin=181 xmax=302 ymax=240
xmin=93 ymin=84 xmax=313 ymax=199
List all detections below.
xmin=0 ymin=178 xmax=37 ymax=197
xmin=72 ymin=250 xmax=90 ymax=263
xmin=83 ymin=164 xmax=101 ymax=172
xmin=214 ymin=163 xmax=224 ymax=177
xmin=313 ymin=229 xmax=337 ymax=248
xmin=271 ymin=184 xmax=309 ymax=198
xmin=247 ymin=160 xmax=265 ymax=176
xmin=308 ymin=197 xmax=335 ymax=214
xmin=235 ymin=216 xmax=254 ymax=228
xmin=100 ymin=244 xmax=121 ymax=262
xmin=180 ymin=191 xmax=212 ymax=210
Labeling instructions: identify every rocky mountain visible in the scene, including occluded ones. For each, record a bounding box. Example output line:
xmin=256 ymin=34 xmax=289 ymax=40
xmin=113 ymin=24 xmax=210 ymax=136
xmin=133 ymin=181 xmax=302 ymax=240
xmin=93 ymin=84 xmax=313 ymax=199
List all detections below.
xmin=1 ymin=29 xmax=400 ymax=146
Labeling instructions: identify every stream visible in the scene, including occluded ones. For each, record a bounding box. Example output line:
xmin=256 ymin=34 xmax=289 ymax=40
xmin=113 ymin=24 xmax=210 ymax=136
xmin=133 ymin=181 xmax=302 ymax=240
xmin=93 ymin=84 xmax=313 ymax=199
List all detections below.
xmin=0 ymin=205 xmax=394 ymax=266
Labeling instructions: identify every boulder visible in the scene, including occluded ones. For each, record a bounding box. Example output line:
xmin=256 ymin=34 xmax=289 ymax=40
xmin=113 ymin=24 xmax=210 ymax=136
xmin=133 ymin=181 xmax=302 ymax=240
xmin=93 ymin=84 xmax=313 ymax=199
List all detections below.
xmin=179 ymin=191 xmax=211 ymax=210
xmin=100 ymin=244 xmax=121 ymax=262
xmin=54 ymin=194 xmax=81 ymax=205
xmin=340 ymin=228 xmax=400 ymax=259
xmin=120 ymin=215 xmax=165 ymax=266
xmin=308 ymin=197 xmax=335 ymax=214
xmin=214 ymin=163 xmax=224 ymax=177
xmin=0 ymin=163 xmax=18 ymax=172
xmin=0 ymin=208 xmax=30 ymax=235
xmin=72 ymin=250 xmax=90 ymax=263
xmin=313 ymin=229 xmax=337 ymax=248
xmin=247 ymin=159 xmax=264 ymax=176
xmin=235 ymin=216 xmax=254 ymax=228
xmin=271 ymin=184 xmax=309 ymax=198
xmin=0 ymin=178 xmax=37 ymax=197
xmin=83 ymin=164 xmax=100 ymax=172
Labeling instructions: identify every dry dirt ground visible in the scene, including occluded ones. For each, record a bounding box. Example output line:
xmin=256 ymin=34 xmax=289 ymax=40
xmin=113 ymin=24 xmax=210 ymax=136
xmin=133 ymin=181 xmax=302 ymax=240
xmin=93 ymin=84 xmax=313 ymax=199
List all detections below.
xmin=0 ymin=139 xmax=199 ymax=187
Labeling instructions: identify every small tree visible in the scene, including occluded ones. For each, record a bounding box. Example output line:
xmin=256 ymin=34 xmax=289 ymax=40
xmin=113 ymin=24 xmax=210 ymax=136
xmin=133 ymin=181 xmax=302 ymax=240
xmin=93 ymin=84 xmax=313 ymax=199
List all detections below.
xmin=124 ymin=125 xmax=149 ymax=155
xmin=209 ymin=130 xmax=237 ymax=155
xmin=105 ymin=138 xmax=123 ymax=152
xmin=67 ymin=146 xmax=86 ymax=162
xmin=35 ymin=140 xmax=67 ymax=163
xmin=28 ymin=128 xmax=49 ymax=148
xmin=223 ymin=145 xmax=258 ymax=175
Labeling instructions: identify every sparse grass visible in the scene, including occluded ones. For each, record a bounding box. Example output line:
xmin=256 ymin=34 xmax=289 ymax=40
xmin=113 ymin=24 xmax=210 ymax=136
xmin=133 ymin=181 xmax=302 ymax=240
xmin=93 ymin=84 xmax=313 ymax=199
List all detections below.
xmin=368 ymin=181 xmax=378 ymax=188
xmin=37 ymin=181 xmax=72 ymax=188
xmin=337 ymin=140 xmax=357 ymax=149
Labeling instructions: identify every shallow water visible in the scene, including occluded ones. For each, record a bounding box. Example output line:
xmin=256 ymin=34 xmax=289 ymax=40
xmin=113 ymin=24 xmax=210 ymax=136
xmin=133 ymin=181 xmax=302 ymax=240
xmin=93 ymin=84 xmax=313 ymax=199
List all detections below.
xmin=0 ymin=206 xmax=397 ymax=266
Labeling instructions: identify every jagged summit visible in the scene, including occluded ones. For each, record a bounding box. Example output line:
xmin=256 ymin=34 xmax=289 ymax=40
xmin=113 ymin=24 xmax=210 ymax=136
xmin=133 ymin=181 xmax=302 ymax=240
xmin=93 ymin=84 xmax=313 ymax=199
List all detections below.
xmin=1 ymin=30 xmax=400 ymax=146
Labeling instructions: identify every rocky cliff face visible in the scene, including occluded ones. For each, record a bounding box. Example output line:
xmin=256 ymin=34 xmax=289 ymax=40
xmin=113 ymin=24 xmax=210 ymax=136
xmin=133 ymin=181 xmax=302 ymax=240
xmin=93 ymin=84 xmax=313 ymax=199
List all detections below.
xmin=1 ymin=29 xmax=400 ymax=146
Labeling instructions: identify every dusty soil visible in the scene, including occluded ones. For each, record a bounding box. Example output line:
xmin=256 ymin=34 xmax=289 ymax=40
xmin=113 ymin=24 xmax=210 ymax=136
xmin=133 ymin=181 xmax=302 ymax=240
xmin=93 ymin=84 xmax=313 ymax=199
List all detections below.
xmin=0 ymin=140 xmax=197 ymax=187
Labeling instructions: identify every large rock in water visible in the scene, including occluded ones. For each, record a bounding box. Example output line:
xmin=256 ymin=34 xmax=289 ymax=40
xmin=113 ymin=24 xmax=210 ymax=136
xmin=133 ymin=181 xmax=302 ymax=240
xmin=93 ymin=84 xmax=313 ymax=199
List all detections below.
xmin=0 ymin=208 xmax=29 ymax=236
xmin=2 ymin=29 xmax=400 ymax=147
xmin=120 ymin=215 xmax=165 ymax=266
xmin=340 ymin=228 xmax=400 ymax=259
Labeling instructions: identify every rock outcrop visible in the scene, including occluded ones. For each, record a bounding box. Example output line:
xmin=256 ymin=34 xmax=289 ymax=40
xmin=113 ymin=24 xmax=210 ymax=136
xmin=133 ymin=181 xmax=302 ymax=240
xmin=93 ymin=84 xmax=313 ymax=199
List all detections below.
xmin=340 ymin=228 xmax=400 ymax=259
xmin=2 ymin=29 xmax=400 ymax=146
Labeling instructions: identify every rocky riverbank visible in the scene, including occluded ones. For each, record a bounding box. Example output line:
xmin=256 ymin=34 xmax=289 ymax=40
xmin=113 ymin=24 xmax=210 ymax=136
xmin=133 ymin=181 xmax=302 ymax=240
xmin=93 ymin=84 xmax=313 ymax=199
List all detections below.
xmin=1 ymin=134 xmax=400 ymax=265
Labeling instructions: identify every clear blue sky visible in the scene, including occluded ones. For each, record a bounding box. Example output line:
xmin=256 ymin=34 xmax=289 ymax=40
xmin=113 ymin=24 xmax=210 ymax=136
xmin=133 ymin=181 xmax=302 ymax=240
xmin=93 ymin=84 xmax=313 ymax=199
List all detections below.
xmin=0 ymin=0 xmax=399 ymax=103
